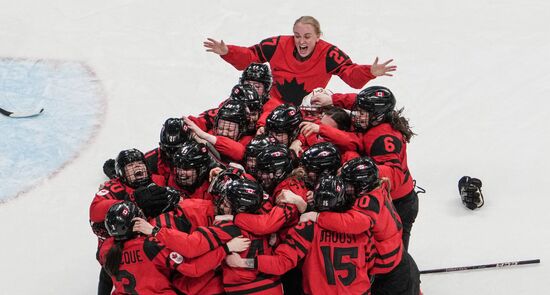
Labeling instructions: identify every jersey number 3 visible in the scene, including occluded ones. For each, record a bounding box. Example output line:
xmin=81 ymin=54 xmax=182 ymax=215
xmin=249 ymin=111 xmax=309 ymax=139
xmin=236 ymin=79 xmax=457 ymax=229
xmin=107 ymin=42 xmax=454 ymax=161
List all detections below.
xmin=116 ymin=270 xmax=137 ymax=294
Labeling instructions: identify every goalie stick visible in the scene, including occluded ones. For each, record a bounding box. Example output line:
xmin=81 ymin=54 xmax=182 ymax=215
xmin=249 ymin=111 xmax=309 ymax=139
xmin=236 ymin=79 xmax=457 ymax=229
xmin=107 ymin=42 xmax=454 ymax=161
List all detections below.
xmin=420 ymin=259 xmax=540 ymax=274
xmin=0 ymin=106 xmax=44 ymax=118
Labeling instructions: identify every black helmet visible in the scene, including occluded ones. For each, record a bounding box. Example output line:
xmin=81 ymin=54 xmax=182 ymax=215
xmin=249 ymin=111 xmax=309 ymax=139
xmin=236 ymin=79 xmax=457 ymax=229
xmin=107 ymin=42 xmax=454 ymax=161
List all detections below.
xmin=239 ymin=63 xmax=273 ymax=103
xmin=104 ymin=201 xmax=144 ymax=240
xmin=265 ymin=104 xmax=302 ymax=141
xmin=244 ymin=134 xmax=279 ymax=174
xmin=354 ymin=86 xmax=396 ymax=128
xmin=340 ymin=157 xmax=380 ymax=196
xmin=255 ymin=144 xmax=293 ymax=192
xmin=230 ymin=84 xmax=262 ymax=112
xmin=224 ymin=178 xmax=264 ymax=214
xmin=160 ymin=118 xmax=190 ymax=160
xmin=301 ymin=142 xmax=341 ymax=174
xmin=208 ymin=166 xmax=244 ymax=198
xmin=215 ymin=100 xmax=248 ymax=140
xmin=115 ymin=149 xmax=151 ymax=188
xmin=313 ymin=175 xmax=352 ymax=212
xmin=172 ymin=141 xmax=212 ymax=189
xmin=301 ymin=142 xmax=341 ymax=189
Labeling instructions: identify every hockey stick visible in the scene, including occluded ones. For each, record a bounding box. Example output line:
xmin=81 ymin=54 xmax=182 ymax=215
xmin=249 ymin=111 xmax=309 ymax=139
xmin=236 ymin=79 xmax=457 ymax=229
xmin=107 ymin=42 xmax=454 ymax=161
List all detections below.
xmin=0 ymin=106 xmax=44 ymax=118
xmin=0 ymin=59 xmax=46 ymax=118
xmin=420 ymin=259 xmax=540 ymax=274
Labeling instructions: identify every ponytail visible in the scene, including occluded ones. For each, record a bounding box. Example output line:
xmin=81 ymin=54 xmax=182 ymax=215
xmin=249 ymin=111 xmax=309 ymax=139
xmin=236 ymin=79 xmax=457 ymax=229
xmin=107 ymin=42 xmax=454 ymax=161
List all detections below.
xmin=388 ymin=108 xmax=416 ymax=143
xmin=104 ymin=240 xmax=125 ymax=276
xmin=289 ymin=167 xmax=307 ymax=181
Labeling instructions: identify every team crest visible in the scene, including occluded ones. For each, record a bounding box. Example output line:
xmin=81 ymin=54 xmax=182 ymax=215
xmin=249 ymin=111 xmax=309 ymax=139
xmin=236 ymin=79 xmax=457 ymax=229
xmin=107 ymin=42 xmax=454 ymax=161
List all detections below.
xmin=318 ymin=151 xmax=330 ymax=157
xmin=97 ymin=189 xmax=110 ymax=196
xmin=169 ymin=252 xmax=184 ymax=264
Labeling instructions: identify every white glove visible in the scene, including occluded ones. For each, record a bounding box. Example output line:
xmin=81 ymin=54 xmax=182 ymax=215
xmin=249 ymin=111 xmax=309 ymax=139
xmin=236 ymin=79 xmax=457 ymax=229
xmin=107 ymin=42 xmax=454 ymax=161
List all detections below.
xmin=301 ymin=88 xmax=334 ymax=106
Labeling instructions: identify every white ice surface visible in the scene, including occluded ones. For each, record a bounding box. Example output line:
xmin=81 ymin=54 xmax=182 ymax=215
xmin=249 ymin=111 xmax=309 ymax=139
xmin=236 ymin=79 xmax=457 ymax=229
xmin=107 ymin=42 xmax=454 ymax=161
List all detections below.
xmin=0 ymin=0 xmax=548 ymax=294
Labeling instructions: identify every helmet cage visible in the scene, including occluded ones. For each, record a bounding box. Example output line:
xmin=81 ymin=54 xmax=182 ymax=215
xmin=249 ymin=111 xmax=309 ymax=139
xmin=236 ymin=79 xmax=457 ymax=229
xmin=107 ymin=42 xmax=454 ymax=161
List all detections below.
xmin=340 ymin=157 xmax=380 ymax=196
xmin=239 ymin=63 xmax=273 ymax=103
xmin=313 ymin=175 xmax=350 ymax=212
xmin=115 ymin=149 xmax=151 ymax=188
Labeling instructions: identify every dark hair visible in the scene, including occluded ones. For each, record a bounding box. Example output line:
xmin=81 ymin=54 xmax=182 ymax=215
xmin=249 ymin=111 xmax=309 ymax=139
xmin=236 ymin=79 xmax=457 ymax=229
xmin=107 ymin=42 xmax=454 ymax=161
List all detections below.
xmin=323 ymin=106 xmax=351 ymax=131
xmin=104 ymin=240 xmax=125 ymax=276
xmin=387 ymin=107 xmax=415 ymax=143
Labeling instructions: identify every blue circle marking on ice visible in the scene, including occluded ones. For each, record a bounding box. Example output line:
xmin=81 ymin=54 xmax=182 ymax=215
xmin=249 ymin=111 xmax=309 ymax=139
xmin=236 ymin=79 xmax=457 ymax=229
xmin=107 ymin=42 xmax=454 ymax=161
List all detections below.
xmin=0 ymin=58 xmax=105 ymax=202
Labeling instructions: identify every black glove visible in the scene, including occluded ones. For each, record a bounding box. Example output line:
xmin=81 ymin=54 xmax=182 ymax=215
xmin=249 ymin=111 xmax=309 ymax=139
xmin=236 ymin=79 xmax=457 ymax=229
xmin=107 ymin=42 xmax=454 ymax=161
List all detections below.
xmin=133 ymin=183 xmax=180 ymax=218
xmin=103 ymin=158 xmax=117 ymax=179
xmin=458 ymin=176 xmax=484 ymax=210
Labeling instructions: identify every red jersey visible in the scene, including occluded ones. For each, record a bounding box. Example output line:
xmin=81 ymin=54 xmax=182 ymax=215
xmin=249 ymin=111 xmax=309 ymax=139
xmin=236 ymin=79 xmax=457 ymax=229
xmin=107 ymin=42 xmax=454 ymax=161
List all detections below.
xmin=256 ymin=221 xmax=373 ymax=295
xmin=233 ymin=177 xmax=307 ymax=239
xmin=99 ymin=236 xmax=226 ymax=295
xmin=188 ymin=104 xmax=223 ymax=133
xmin=214 ymin=220 xmax=282 ymax=295
xmin=89 ymin=175 xmax=166 ymax=223
xmin=149 ymin=198 xmax=215 ymax=233
xmin=330 ymin=92 xmax=415 ymax=200
xmin=316 ymin=182 xmax=403 ymax=275
xmin=214 ymin=134 xmax=254 ymax=162
xmin=144 ymin=148 xmax=172 ymax=181
xmin=360 ymin=123 xmax=414 ymax=200
xmin=157 ymin=221 xmax=282 ymax=294
xmin=167 ymin=177 xmax=215 ymax=201
xmin=150 ymin=201 xmax=221 ymax=295
xmin=295 ymin=122 xmax=358 ymax=156
xmin=332 ymin=92 xmax=357 ymax=110
xmin=222 ymin=36 xmax=376 ymax=107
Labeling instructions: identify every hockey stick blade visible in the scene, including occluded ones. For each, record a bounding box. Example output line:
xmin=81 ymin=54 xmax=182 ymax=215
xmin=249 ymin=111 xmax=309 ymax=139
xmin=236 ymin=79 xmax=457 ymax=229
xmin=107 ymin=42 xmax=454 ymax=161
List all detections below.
xmin=0 ymin=107 xmax=44 ymax=118
xmin=420 ymin=259 xmax=540 ymax=274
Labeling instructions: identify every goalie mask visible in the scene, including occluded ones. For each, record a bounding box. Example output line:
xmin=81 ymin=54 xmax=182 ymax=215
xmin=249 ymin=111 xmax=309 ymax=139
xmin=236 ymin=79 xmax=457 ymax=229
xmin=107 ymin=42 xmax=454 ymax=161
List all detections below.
xmin=105 ymin=201 xmax=145 ymax=241
xmin=340 ymin=157 xmax=380 ymax=197
xmin=159 ymin=118 xmax=190 ymax=161
xmin=172 ymin=141 xmax=212 ymax=189
xmin=115 ymin=148 xmax=151 ymax=188
xmin=352 ymin=86 xmax=396 ymax=131
xmin=219 ymin=178 xmax=264 ymax=215
xmin=255 ymin=144 xmax=293 ymax=193
xmin=313 ymin=175 xmax=352 ymax=213
xmin=239 ymin=63 xmax=273 ymax=104
xmin=244 ymin=134 xmax=279 ymax=175
xmin=229 ymin=84 xmax=262 ymax=134
xmin=215 ymin=100 xmax=248 ymax=141
xmin=265 ymin=104 xmax=303 ymax=146
xmin=301 ymin=142 xmax=341 ymax=189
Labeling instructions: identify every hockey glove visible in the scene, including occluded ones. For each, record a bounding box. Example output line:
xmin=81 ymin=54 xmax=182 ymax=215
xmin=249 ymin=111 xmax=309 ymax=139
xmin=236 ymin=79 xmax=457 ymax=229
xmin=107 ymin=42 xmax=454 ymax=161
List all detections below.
xmin=103 ymin=158 xmax=117 ymax=179
xmin=458 ymin=176 xmax=484 ymax=210
xmin=134 ymin=183 xmax=181 ymax=218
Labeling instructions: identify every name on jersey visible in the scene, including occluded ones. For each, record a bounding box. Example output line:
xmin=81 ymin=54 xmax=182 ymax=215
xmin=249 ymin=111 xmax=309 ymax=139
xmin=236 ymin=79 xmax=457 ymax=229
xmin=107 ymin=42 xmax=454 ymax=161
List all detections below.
xmin=119 ymin=249 xmax=144 ymax=265
xmin=320 ymin=230 xmax=357 ymax=244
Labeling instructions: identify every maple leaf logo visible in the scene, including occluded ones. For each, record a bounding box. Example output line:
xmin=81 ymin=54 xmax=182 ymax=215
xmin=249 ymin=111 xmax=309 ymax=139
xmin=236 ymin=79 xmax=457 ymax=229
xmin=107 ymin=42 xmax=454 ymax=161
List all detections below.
xmin=275 ymin=78 xmax=309 ymax=106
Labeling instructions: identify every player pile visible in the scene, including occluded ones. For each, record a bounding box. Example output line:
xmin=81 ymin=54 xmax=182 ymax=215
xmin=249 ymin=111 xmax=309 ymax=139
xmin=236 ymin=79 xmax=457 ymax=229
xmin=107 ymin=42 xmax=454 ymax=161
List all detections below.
xmin=89 ymin=63 xmax=443 ymax=295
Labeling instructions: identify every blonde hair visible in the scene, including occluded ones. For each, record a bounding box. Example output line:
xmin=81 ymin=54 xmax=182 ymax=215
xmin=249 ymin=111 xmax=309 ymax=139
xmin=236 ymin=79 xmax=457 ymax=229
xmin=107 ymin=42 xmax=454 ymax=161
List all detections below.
xmin=294 ymin=16 xmax=322 ymax=36
xmin=289 ymin=167 xmax=307 ymax=181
